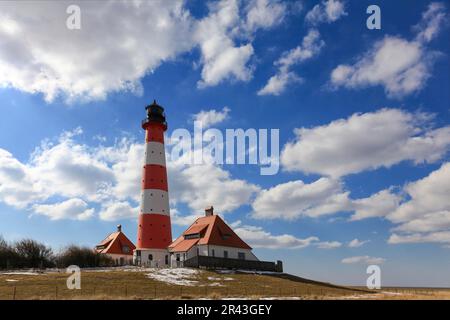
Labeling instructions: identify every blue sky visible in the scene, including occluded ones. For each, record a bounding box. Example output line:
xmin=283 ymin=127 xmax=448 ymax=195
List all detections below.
xmin=0 ymin=0 xmax=449 ymax=287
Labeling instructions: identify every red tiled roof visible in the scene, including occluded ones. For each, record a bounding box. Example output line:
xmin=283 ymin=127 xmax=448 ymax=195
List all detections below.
xmin=95 ymin=231 xmax=136 ymax=256
xmin=169 ymin=214 xmax=251 ymax=252
xmin=169 ymin=238 xmax=199 ymax=252
xmin=184 ymin=224 xmax=208 ymax=235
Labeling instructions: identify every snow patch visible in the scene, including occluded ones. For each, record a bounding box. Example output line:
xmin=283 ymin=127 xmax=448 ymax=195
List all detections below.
xmin=1 ymin=272 xmax=41 ymax=275
xmin=146 ymin=268 xmax=200 ymax=286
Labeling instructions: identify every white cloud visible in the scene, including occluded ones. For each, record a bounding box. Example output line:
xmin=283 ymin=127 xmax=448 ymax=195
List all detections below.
xmin=169 ymin=163 xmax=260 ymax=214
xmin=392 ymin=211 xmax=450 ymax=233
xmin=0 ymin=124 xmax=261 ymax=221
xmin=341 ymin=255 xmax=385 ymax=265
xmin=414 ymin=2 xmax=447 ymax=43
xmin=258 ymin=29 xmax=324 ymax=95
xmin=29 ymin=129 xmax=115 ymax=202
xmin=281 ymin=108 xmax=450 ymax=177
xmin=250 ymin=174 xmax=403 ymax=221
xmin=388 ymin=231 xmax=450 ymax=245
xmin=305 ymin=0 xmax=347 ymax=25
xmin=251 ymin=178 xmax=350 ymax=220
xmin=0 ymin=1 xmax=194 ymax=102
xmin=0 ymin=149 xmax=45 ymax=208
xmin=0 ymin=0 xmax=287 ymax=102
xmin=242 ymin=0 xmax=287 ymax=34
xmin=171 ymin=208 xmax=203 ymax=227
xmin=257 ymin=72 xmax=302 ymax=96
xmin=99 ymin=201 xmax=138 ymax=221
xmin=316 ymin=241 xmax=342 ymax=249
xmin=388 ymin=162 xmax=450 ymax=224
xmin=330 ymin=37 xmax=436 ymax=98
xmin=192 ymin=107 xmax=230 ymax=128
xmin=195 ymin=0 xmax=286 ymax=88
xmin=350 ymin=189 xmax=402 ymax=221
xmin=234 ymin=222 xmax=319 ymax=249
xmin=348 ymin=238 xmax=370 ymax=248
xmin=32 ymin=198 xmax=94 ymax=221
xmin=385 ymin=163 xmax=450 ymax=246
xmin=330 ymin=3 xmax=446 ymax=98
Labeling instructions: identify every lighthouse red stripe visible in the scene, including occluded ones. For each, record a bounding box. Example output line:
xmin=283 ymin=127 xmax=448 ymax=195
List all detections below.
xmin=145 ymin=125 xmax=165 ymax=143
xmin=137 ymin=214 xmax=172 ymax=249
xmin=142 ymin=164 xmax=168 ymax=191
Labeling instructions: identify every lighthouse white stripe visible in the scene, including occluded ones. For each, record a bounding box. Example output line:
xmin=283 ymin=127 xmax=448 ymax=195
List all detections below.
xmin=140 ymin=189 xmax=170 ymax=216
xmin=145 ymin=141 xmax=166 ymax=166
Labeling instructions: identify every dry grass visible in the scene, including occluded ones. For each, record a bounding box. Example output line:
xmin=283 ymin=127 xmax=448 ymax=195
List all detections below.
xmin=0 ymin=268 xmax=363 ymax=300
xmin=2 ymin=269 xmax=447 ymax=300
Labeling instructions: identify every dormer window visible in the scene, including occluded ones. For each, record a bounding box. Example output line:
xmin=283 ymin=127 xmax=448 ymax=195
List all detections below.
xmin=184 ymin=233 xmax=200 ymax=240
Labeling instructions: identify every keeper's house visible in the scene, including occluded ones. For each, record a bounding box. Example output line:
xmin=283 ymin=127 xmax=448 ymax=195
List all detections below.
xmin=169 ymin=207 xmax=282 ymax=272
xmin=95 ymin=225 xmax=136 ymax=266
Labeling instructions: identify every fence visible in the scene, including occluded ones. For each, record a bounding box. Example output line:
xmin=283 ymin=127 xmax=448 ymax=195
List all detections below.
xmin=184 ymin=256 xmax=283 ymax=272
xmin=0 ymin=283 xmax=361 ymax=300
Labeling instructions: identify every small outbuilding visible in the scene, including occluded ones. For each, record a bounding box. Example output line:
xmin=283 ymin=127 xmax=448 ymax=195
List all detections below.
xmin=95 ymin=225 xmax=136 ymax=266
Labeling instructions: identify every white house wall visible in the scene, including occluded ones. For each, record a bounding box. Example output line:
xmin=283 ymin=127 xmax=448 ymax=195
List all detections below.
xmin=106 ymin=253 xmax=134 ymax=265
xmin=191 ymin=244 xmax=258 ymax=261
xmin=134 ymin=248 xmax=170 ymax=267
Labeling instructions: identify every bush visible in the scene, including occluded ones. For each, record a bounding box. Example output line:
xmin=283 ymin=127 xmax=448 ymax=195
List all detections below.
xmin=0 ymin=236 xmax=113 ymax=269
xmin=0 ymin=236 xmax=54 ymax=269
xmin=0 ymin=236 xmax=20 ymax=269
xmin=14 ymin=239 xmax=55 ymax=268
xmin=56 ymin=245 xmax=113 ymax=268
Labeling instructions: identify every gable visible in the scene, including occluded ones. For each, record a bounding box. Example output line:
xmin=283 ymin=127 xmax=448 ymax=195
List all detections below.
xmin=96 ymin=232 xmax=136 ymax=255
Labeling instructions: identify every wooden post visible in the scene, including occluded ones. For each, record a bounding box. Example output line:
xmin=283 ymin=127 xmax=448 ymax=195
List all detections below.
xmin=154 ymin=286 xmax=157 ymax=299
xmin=125 ymin=285 xmax=128 ymax=298
xmin=55 ymin=285 xmax=58 ymax=299
xmin=12 ymin=286 xmax=16 ymax=300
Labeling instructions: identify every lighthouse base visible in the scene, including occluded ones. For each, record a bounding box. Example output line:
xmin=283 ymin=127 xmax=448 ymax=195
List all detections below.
xmin=133 ymin=248 xmax=170 ymax=267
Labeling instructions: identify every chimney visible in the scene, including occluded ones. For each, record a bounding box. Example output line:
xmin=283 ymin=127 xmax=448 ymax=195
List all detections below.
xmin=205 ymin=206 xmax=214 ymax=216
xmin=117 ymin=224 xmax=122 ymax=232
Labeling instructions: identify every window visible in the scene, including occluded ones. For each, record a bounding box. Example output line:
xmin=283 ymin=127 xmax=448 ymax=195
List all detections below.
xmin=224 ymin=250 xmax=228 ymax=259
xmin=165 ymin=255 xmax=169 ymax=265
xmin=176 ymin=254 xmax=180 ymax=261
xmin=211 ymin=249 xmax=215 ymax=257
xmin=238 ymin=252 xmax=245 ymax=260
xmin=149 ymin=254 xmax=153 ymax=261
xmin=136 ymin=250 xmax=141 ymax=257
xmin=122 ymin=245 xmax=130 ymax=254
xmin=184 ymin=233 xmax=200 ymax=240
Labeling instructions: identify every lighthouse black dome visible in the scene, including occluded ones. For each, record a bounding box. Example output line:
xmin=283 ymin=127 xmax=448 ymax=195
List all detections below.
xmin=142 ymin=100 xmax=167 ymax=129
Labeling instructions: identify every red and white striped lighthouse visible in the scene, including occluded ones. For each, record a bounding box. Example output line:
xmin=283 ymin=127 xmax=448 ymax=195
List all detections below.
xmin=134 ymin=100 xmax=172 ymax=267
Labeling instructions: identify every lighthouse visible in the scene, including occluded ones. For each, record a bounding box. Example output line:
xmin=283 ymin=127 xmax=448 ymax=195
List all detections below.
xmin=133 ymin=100 xmax=172 ymax=267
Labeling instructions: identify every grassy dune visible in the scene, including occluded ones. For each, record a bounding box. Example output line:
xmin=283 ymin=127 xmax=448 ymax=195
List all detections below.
xmin=0 ymin=268 xmax=364 ymax=300
xmin=0 ymin=268 xmax=448 ymax=300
